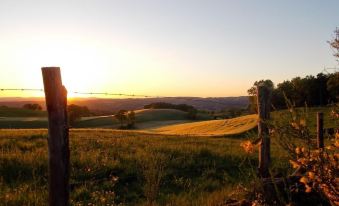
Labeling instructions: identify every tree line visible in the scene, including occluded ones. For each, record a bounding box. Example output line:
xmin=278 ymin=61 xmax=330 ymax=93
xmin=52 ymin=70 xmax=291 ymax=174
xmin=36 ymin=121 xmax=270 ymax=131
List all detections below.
xmin=144 ymin=102 xmax=196 ymax=112
xmin=247 ymin=72 xmax=338 ymax=111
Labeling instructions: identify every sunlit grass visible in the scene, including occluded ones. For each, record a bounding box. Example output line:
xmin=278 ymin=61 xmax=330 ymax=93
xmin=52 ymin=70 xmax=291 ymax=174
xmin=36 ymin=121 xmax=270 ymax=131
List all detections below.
xmin=0 ymin=129 xmax=291 ymax=205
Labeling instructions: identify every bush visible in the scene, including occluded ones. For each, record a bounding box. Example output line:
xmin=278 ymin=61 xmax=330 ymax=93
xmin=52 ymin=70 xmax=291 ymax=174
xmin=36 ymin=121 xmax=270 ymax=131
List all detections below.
xmin=270 ymin=102 xmax=339 ymax=205
xmin=22 ymin=104 xmax=42 ymax=111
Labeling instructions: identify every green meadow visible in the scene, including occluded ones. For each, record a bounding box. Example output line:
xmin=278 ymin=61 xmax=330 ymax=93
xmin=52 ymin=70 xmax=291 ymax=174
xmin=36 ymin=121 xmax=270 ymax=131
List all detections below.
xmin=0 ymin=129 xmax=291 ymax=206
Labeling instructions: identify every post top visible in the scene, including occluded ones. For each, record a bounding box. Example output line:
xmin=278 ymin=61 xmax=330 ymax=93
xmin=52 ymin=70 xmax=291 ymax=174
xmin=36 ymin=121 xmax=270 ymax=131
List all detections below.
xmin=41 ymin=67 xmax=60 ymax=70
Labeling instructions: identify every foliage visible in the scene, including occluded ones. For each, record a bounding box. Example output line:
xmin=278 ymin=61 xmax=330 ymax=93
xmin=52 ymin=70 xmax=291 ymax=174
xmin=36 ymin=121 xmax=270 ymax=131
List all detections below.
xmin=144 ymin=102 xmax=196 ymax=113
xmin=291 ymin=143 xmax=339 ymax=205
xmin=115 ymin=110 xmax=137 ymax=129
xmin=270 ymin=97 xmax=313 ymax=159
xmin=289 ymin=105 xmax=339 ymax=205
xmin=239 ymin=93 xmax=338 ymax=205
xmin=248 ymin=72 xmax=338 ymax=110
xmin=270 ymin=101 xmax=339 ymax=205
xmin=327 ymin=72 xmax=339 ymax=101
xmin=22 ymin=103 xmax=42 ymax=111
xmin=114 ymin=110 xmax=127 ymax=128
xmin=127 ymin=110 xmax=136 ymax=128
xmin=67 ymin=104 xmax=91 ymax=127
xmin=247 ymin=80 xmax=274 ymax=113
xmin=240 ymin=140 xmax=254 ymax=154
xmin=329 ymin=28 xmax=339 ymax=60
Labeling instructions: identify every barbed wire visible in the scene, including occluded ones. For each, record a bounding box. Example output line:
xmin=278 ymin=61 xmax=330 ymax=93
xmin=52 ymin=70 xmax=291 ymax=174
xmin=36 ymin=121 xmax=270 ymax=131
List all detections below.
xmin=0 ymin=88 xmax=44 ymax=92
xmin=0 ymin=88 xmax=237 ymax=107
xmin=72 ymin=91 xmax=156 ymax=98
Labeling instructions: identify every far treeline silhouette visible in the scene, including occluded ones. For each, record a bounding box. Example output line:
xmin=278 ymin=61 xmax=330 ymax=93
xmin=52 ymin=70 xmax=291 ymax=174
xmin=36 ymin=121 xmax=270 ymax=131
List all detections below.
xmin=248 ymin=72 xmax=339 ymax=111
xmin=144 ymin=102 xmax=197 ymax=112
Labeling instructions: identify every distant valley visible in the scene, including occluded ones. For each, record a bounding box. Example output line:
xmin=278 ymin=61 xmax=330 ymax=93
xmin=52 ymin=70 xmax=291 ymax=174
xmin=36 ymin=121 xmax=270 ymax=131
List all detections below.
xmin=0 ymin=96 xmax=249 ymax=112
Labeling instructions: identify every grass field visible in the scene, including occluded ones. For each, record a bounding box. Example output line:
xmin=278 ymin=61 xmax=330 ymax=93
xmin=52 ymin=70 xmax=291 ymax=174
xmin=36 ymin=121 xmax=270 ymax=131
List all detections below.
xmin=0 ymin=106 xmax=337 ymax=205
xmin=0 ymin=129 xmax=291 ymax=206
xmin=151 ymin=114 xmax=258 ymax=136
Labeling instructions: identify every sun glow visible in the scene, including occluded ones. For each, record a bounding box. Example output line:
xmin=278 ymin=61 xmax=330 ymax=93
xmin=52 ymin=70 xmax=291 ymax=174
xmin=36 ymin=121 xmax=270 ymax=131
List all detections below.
xmin=0 ymin=32 xmax=193 ymax=98
xmin=29 ymin=42 xmax=109 ymax=91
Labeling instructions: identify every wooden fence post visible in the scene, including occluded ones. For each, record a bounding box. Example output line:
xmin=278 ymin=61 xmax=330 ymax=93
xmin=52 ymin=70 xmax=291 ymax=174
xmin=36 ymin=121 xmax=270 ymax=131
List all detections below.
xmin=42 ymin=67 xmax=69 ymax=206
xmin=257 ymin=85 xmax=272 ymax=178
xmin=317 ymin=112 xmax=324 ymax=149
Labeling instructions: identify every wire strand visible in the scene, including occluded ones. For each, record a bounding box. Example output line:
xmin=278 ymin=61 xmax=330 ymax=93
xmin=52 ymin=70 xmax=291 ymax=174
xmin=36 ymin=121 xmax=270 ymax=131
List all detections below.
xmin=0 ymin=88 xmax=236 ymax=106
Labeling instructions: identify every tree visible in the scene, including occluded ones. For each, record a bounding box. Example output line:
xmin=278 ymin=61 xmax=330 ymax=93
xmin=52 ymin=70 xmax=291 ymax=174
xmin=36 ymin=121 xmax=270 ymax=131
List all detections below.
xmin=247 ymin=80 xmax=274 ymax=113
xmin=115 ymin=110 xmax=127 ymax=128
xmin=23 ymin=103 xmax=42 ymax=111
xmin=273 ymin=80 xmax=294 ymax=109
xmin=315 ymin=73 xmax=330 ymax=105
xmin=67 ymin=104 xmax=90 ymax=127
xmin=115 ymin=110 xmax=138 ymax=129
xmin=326 ymin=28 xmax=339 ymax=102
xmin=329 ymin=28 xmax=339 ymax=61
xmin=127 ymin=110 xmax=136 ymax=128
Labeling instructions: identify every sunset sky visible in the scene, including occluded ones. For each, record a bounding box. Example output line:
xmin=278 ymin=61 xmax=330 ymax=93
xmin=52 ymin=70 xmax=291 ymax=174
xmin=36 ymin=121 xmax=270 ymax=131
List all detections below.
xmin=0 ymin=0 xmax=338 ymax=97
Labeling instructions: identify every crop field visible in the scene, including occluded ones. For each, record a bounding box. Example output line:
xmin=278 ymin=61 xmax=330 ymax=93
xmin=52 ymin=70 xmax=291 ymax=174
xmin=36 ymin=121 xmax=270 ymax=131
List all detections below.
xmin=0 ymin=129 xmax=292 ymax=206
xmin=152 ymin=114 xmax=258 ymax=136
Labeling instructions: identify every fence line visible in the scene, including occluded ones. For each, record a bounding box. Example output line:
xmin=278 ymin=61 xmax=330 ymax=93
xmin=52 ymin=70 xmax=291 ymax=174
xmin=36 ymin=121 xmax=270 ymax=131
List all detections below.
xmin=0 ymin=88 xmax=44 ymax=91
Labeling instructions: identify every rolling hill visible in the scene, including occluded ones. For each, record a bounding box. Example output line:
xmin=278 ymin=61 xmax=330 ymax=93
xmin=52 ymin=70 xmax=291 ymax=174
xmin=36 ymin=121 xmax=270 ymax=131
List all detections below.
xmin=150 ymin=114 xmax=258 ymax=136
xmin=75 ymin=109 xmax=207 ymax=128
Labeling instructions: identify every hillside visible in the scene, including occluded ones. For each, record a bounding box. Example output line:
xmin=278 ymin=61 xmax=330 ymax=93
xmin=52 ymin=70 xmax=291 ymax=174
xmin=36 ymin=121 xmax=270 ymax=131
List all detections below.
xmin=151 ymin=114 xmax=258 ymax=136
xmin=75 ymin=108 xmax=207 ymax=128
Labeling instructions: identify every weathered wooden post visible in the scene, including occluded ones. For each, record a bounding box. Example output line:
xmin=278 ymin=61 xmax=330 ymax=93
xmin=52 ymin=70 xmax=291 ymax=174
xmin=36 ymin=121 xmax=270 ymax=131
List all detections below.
xmin=42 ymin=67 xmax=69 ymax=206
xmin=257 ymin=85 xmax=272 ymax=178
xmin=317 ymin=112 xmax=324 ymax=149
